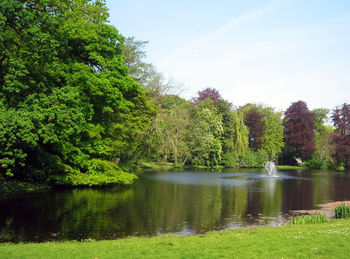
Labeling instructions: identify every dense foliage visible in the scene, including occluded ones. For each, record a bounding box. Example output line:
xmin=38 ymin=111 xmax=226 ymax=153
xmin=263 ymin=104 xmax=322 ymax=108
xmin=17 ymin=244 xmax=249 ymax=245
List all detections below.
xmin=335 ymin=205 xmax=350 ymax=218
xmin=332 ymin=104 xmax=350 ymax=167
xmin=244 ymin=107 xmax=264 ymax=151
xmin=0 ymin=0 xmax=152 ymax=185
xmin=290 ymin=214 xmax=327 ymax=224
xmin=284 ymin=101 xmax=316 ymax=161
xmin=261 ymin=108 xmax=284 ymax=161
xmin=1 ymin=1 xmax=349 ymax=187
xmin=194 ymin=87 xmax=222 ymax=105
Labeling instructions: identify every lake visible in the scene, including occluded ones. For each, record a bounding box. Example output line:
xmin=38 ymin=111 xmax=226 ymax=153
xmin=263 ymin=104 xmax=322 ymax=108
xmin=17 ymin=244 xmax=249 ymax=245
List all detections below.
xmin=1 ymin=168 xmax=350 ymax=242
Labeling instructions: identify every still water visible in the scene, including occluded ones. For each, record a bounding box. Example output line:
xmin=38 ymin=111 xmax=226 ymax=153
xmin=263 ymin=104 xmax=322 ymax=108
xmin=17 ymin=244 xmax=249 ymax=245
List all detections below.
xmin=1 ymin=168 xmax=350 ymax=242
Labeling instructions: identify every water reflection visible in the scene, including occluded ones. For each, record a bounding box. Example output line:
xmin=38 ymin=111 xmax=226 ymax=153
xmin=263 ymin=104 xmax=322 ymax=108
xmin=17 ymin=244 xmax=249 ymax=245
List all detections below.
xmin=1 ymin=169 xmax=350 ymax=242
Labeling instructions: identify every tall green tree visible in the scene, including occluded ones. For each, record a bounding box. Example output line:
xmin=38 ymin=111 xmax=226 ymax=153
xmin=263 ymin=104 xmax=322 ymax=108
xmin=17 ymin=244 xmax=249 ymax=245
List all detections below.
xmin=217 ymin=99 xmax=236 ymax=154
xmin=145 ymin=102 xmax=190 ymax=164
xmin=261 ymin=108 xmax=284 ymax=161
xmin=231 ymin=110 xmax=249 ymax=159
xmin=216 ymin=100 xmax=249 ymax=166
xmin=313 ymin=108 xmax=330 ymax=135
xmin=120 ymin=37 xmax=183 ymax=96
xmin=310 ymin=108 xmax=334 ymax=168
xmin=189 ymin=108 xmax=223 ymax=167
xmin=0 ymin=0 xmax=151 ymax=184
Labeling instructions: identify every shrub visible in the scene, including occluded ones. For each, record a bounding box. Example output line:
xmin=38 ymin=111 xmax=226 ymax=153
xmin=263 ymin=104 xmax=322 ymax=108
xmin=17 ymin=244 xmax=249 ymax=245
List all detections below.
xmin=241 ymin=149 xmax=269 ymax=168
xmin=335 ymin=205 xmax=350 ymax=218
xmin=52 ymin=159 xmax=137 ymax=186
xmin=290 ymin=214 xmax=327 ymax=224
xmin=222 ymin=152 xmax=240 ymax=167
xmin=303 ymin=153 xmax=324 ymax=169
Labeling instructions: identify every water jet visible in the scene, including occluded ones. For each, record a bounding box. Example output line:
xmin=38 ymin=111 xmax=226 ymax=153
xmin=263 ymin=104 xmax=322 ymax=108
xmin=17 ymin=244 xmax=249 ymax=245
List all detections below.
xmin=265 ymin=161 xmax=277 ymax=176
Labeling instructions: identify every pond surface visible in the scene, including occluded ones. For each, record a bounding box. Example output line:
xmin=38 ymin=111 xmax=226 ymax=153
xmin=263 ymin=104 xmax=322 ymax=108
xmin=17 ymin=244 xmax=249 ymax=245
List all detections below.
xmin=1 ymin=168 xmax=350 ymax=242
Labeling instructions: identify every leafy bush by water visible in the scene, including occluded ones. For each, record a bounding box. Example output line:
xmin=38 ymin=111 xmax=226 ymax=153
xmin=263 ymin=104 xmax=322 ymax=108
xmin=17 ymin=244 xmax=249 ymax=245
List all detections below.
xmin=241 ymin=149 xmax=269 ymax=168
xmin=335 ymin=205 xmax=350 ymax=218
xmin=52 ymin=159 xmax=137 ymax=186
xmin=303 ymin=152 xmax=334 ymax=169
xmin=290 ymin=214 xmax=327 ymax=224
xmin=222 ymin=152 xmax=240 ymax=167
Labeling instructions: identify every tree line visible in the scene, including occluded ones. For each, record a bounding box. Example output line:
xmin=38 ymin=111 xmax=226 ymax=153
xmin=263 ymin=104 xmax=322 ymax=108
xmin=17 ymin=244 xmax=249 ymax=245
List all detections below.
xmin=124 ymin=35 xmax=350 ymax=171
xmin=138 ymin=87 xmax=350 ymax=171
xmin=1 ymin=0 xmax=349 ymax=186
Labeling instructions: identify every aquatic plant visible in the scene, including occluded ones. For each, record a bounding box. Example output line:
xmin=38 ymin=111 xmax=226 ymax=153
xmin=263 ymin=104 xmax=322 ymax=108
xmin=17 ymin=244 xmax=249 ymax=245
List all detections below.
xmin=335 ymin=205 xmax=350 ymax=218
xmin=290 ymin=214 xmax=327 ymax=224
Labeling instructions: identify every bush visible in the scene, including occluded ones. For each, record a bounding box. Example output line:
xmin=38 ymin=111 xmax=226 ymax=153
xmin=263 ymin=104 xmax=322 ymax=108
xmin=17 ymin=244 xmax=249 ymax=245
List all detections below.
xmin=241 ymin=149 xmax=269 ymax=168
xmin=303 ymin=153 xmax=324 ymax=169
xmin=52 ymin=159 xmax=137 ymax=186
xmin=290 ymin=214 xmax=327 ymax=224
xmin=222 ymin=152 xmax=240 ymax=167
xmin=335 ymin=205 xmax=350 ymax=218
xmin=303 ymin=152 xmax=333 ymax=169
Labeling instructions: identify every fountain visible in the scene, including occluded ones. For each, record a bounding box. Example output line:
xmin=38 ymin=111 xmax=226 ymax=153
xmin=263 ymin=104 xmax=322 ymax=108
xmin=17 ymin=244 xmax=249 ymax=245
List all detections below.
xmin=265 ymin=161 xmax=277 ymax=176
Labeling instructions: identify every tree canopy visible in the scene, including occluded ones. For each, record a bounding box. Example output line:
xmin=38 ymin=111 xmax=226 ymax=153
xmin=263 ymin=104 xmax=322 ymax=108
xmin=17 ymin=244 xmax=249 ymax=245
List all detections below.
xmin=1 ymin=1 xmax=349 ymax=184
xmin=243 ymin=107 xmax=264 ymax=151
xmin=284 ymin=101 xmax=316 ymax=161
xmin=332 ymin=103 xmax=350 ymax=167
xmin=0 ymin=0 xmax=152 ymax=184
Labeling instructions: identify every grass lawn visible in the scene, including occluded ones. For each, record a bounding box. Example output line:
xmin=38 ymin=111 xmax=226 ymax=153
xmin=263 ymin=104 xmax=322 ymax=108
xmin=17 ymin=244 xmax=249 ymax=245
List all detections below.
xmin=1 ymin=219 xmax=350 ymax=258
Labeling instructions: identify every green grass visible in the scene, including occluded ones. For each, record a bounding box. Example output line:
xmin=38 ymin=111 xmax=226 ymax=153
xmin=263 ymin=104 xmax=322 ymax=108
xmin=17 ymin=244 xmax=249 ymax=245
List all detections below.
xmin=290 ymin=214 xmax=327 ymax=224
xmin=2 ymin=219 xmax=350 ymax=258
xmin=139 ymin=161 xmax=176 ymax=170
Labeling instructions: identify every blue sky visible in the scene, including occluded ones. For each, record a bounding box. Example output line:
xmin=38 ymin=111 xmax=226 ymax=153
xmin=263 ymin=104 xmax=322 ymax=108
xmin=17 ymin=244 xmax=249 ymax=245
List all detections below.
xmin=106 ymin=0 xmax=350 ymax=111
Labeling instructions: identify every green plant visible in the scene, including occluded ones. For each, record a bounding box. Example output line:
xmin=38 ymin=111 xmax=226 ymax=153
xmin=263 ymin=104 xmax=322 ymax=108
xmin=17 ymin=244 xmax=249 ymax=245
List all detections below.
xmin=335 ymin=205 xmax=350 ymax=218
xmin=303 ymin=153 xmax=324 ymax=169
xmin=290 ymin=214 xmax=327 ymax=224
xmin=222 ymin=152 xmax=240 ymax=167
xmin=241 ymin=149 xmax=269 ymax=168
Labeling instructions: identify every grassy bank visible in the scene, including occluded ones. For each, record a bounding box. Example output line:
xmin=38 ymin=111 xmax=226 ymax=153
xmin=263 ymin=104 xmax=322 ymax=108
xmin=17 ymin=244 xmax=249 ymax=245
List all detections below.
xmin=139 ymin=161 xmax=177 ymax=170
xmin=0 ymin=180 xmax=50 ymax=195
xmin=140 ymin=161 xmax=305 ymax=171
xmin=1 ymin=219 xmax=350 ymax=258
xmin=277 ymin=165 xmax=302 ymax=170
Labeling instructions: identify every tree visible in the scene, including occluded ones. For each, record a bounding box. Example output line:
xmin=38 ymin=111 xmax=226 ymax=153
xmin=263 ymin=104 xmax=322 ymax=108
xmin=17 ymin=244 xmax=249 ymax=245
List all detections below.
xmin=332 ymin=103 xmax=350 ymax=167
xmin=283 ymin=101 xmax=316 ymax=161
xmin=189 ymin=108 xmax=223 ymax=167
xmin=120 ymin=37 xmax=150 ymax=84
xmin=194 ymin=87 xmax=222 ymax=105
xmin=216 ymin=99 xmax=236 ymax=154
xmin=261 ymin=108 xmax=284 ymax=161
xmin=120 ymin=37 xmax=184 ymax=95
xmin=145 ymin=101 xmax=190 ymax=164
xmin=231 ymin=110 xmax=249 ymax=159
xmin=313 ymin=108 xmax=330 ymax=135
xmin=311 ymin=108 xmax=334 ymax=168
xmin=244 ymin=107 xmax=264 ymax=151
xmin=0 ymin=0 xmax=151 ymax=185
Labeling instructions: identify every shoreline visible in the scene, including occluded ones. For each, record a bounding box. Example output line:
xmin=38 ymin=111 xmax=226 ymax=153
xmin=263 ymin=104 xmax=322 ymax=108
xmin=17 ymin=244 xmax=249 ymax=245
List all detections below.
xmin=289 ymin=201 xmax=350 ymax=220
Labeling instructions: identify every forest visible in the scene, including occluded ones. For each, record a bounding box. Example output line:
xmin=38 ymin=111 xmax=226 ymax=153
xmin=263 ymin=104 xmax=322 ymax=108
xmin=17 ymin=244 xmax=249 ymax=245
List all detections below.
xmin=1 ymin=0 xmax=350 ymax=186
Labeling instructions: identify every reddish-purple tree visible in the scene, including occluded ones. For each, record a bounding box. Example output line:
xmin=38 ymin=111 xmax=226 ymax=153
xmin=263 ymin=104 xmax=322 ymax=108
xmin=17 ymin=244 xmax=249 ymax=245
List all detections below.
xmin=332 ymin=103 xmax=350 ymax=167
xmin=284 ymin=101 xmax=316 ymax=160
xmin=195 ymin=87 xmax=222 ymax=105
xmin=244 ymin=108 xmax=264 ymax=151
